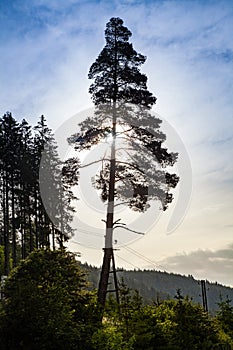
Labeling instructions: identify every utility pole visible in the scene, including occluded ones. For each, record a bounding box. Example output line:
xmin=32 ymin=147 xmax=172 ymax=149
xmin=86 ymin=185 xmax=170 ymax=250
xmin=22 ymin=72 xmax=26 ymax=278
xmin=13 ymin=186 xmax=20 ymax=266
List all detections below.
xmin=98 ymin=248 xmax=120 ymax=307
xmin=104 ymin=250 xmax=120 ymax=304
xmin=200 ymin=280 xmax=208 ymax=312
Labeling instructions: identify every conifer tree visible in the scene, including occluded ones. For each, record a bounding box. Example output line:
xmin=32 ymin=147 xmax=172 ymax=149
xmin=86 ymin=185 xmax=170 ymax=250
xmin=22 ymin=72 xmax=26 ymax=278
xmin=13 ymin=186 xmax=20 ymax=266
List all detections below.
xmin=0 ymin=113 xmax=77 ymax=274
xmin=18 ymin=119 xmax=35 ymax=257
xmin=67 ymin=17 xmax=179 ymax=307
xmin=0 ymin=113 xmax=22 ymax=272
xmin=35 ymin=115 xmax=76 ymax=248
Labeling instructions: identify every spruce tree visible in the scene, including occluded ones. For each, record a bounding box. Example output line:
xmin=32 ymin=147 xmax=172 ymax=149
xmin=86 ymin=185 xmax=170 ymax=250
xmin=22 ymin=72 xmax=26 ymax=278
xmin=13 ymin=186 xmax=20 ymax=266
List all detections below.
xmin=36 ymin=115 xmax=77 ymax=248
xmin=68 ymin=17 xmax=179 ymax=307
xmin=0 ymin=113 xmax=77 ymax=273
xmin=18 ymin=119 xmax=35 ymax=257
xmin=0 ymin=113 xmax=22 ymax=272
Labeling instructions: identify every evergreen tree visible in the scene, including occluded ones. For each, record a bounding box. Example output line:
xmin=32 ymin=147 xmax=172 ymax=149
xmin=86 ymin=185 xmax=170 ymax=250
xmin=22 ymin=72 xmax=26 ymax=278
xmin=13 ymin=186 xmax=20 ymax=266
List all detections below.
xmin=36 ymin=115 xmax=77 ymax=248
xmin=0 ymin=113 xmax=77 ymax=274
xmin=68 ymin=17 xmax=179 ymax=308
xmin=18 ymin=119 xmax=35 ymax=258
xmin=216 ymin=295 xmax=233 ymax=338
xmin=88 ymin=17 xmax=156 ymax=106
xmin=0 ymin=113 xmax=22 ymax=272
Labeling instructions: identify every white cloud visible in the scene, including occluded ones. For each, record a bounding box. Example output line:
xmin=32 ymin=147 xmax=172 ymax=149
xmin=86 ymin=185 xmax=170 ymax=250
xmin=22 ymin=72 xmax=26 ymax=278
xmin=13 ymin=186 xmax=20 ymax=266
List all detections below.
xmin=159 ymin=244 xmax=233 ymax=287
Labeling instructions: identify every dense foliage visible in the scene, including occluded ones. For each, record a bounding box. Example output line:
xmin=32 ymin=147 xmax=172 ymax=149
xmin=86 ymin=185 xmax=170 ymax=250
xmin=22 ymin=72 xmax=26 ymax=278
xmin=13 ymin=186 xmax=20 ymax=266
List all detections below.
xmin=0 ymin=249 xmax=100 ymax=350
xmin=92 ymin=284 xmax=233 ymax=350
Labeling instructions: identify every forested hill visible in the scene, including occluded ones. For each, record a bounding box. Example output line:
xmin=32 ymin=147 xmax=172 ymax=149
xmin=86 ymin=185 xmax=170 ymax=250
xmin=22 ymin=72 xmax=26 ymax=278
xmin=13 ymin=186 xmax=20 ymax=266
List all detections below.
xmin=83 ymin=264 xmax=233 ymax=313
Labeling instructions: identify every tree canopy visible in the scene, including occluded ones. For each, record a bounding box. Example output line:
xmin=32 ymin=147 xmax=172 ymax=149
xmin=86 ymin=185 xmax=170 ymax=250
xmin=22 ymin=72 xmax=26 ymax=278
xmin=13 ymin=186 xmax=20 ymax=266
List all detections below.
xmin=88 ymin=17 xmax=156 ymax=107
xmin=69 ymin=17 xmax=179 ymax=213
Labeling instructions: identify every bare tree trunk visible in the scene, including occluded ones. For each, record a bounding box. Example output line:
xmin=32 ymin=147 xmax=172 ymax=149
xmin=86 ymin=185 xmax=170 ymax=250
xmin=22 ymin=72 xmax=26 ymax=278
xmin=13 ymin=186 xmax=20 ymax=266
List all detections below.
xmin=34 ymin=188 xmax=39 ymax=249
xmin=3 ymin=175 xmax=10 ymax=275
xmin=29 ymin=210 xmax=33 ymax=252
xmin=22 ymin=189 xmax=26 ymax=259
xmin=11 ymin=175 xmax=17 ymax=267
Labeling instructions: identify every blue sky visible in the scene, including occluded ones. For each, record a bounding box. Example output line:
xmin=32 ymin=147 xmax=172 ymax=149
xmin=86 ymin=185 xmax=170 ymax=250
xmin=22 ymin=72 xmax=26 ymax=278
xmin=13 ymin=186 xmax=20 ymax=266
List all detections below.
xmin=1 ymin=0 xmax=233 ymax=286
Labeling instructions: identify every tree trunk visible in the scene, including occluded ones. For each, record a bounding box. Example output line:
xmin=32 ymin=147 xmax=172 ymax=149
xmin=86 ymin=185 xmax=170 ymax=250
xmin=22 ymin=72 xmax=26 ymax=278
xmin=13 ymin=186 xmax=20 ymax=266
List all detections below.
xmin=11 ymin=174 xmax=17 ymax=267
xmin=98 ymin=26 xmax=119 ymax=307
xmin=98 ymin=101 xmax=117 ymax=307
xmin=3 ymin=175 xmax=10 ymax=275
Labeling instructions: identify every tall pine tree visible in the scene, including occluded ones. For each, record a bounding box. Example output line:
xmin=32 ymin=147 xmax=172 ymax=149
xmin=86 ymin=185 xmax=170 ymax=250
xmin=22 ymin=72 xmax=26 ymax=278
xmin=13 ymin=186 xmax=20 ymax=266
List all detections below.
xmin=68 ymin=17 xmax=179 ymax=307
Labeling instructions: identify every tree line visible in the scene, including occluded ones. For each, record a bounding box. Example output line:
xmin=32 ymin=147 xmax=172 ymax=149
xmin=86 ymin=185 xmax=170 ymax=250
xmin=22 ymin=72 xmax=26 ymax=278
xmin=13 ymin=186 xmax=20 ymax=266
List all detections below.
xmin=85 ymin=264 xmax=233 ymax=314
xmin=0 ymin=113 xmax=75 ymax=275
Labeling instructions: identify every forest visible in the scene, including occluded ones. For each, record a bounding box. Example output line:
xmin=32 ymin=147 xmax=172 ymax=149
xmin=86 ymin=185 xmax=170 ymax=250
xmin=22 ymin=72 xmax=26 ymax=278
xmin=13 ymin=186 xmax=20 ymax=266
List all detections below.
xmin=85 ymin=263 xmax=233 ymax=314
xmin=0 ymin=112 xmax=76 ymax=276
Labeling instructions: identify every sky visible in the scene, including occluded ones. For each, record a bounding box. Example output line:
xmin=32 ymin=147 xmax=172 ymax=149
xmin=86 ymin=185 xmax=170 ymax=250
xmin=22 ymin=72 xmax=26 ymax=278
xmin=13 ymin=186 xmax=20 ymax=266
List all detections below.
xmin=0 ymin=0 xmax=233 ymax=287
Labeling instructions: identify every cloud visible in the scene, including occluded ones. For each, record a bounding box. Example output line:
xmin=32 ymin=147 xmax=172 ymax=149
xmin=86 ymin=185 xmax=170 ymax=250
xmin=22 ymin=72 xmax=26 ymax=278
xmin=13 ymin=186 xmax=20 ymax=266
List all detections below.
xmin=1 ymin=0 xmax=232 ymax=128
xmin=159 ymin=244 xmax=233 ymax=287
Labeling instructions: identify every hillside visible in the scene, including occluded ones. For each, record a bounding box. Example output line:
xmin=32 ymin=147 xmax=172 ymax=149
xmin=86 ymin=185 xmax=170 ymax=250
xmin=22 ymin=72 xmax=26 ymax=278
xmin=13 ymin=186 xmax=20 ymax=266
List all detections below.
xmin=83 ymin=263 xmax=233 ymax=313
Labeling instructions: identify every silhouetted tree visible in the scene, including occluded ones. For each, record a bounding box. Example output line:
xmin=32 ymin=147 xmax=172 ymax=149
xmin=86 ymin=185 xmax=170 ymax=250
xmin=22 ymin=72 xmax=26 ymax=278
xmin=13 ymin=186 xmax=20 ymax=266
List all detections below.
xmin=0 ymin=113 xmax=77 ymax=274
xmin=67 ymin=17 xmax=179 ymax=307
xmin=0 ymin=113 xmax=22 ymax=272
xmin=18 ymin=118 xmax=35 ymax=258
xmin=34 ymin=115 xmax=76 ymax=248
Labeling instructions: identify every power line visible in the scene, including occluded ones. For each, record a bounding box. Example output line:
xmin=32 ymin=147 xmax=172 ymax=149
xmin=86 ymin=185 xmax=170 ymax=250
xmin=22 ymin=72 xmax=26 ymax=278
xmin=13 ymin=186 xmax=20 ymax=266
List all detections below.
xmin=120 ymin=244 xmax=168 ymax=272
xmin=70 ymin=239 xmax=99 ymax=250
xmin=115 ymin=253 xmax=141 ymax=270
xmin=71 ymin=233 xmax=168 ymax=272
xmin=77 ymin=229 xmax=102 ymax=237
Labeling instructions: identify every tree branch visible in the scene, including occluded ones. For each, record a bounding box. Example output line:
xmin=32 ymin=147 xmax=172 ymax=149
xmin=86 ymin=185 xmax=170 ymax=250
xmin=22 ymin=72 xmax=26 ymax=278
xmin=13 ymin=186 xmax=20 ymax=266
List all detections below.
xmin=80 ymin=158 xmax=109 ymax=168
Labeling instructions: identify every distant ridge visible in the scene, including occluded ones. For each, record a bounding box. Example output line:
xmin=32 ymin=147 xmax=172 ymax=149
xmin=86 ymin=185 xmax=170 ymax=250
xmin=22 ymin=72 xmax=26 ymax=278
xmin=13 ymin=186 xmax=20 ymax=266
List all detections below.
xmin=82 ymin=263 xmax=233 ymax=313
